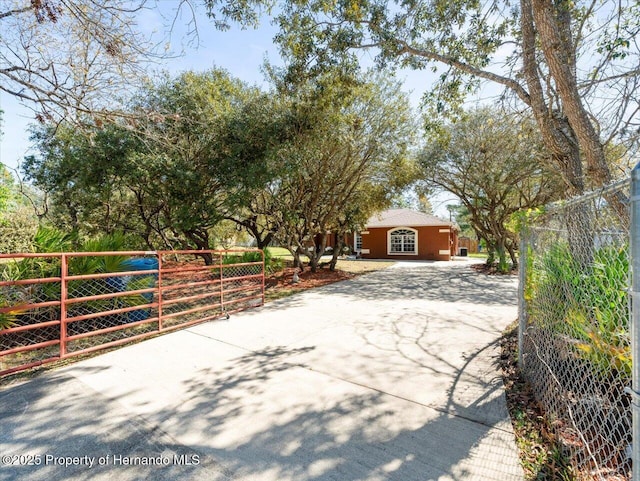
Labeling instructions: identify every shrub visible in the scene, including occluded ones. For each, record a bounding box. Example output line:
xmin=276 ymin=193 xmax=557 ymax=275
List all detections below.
xmin=0 ymin=204 xmax=39 ymax=254
xmin=0 ymin=229 xmax=151 ymax=331
xmin=528 ymin=242 xmax=630 ymax=381
xmin=222 ymin=249 xmax=282 ymax=275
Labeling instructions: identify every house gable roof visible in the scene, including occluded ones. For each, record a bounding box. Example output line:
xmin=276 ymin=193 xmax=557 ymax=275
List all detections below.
xmin=365 ymin=208 xmax=455 ymax=229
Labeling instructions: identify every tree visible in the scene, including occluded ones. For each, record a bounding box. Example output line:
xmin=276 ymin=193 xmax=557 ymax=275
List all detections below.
xmin=129 ymin=70 xmax=273 ymax=259
xmin=24 ymin=69 xmax=273 ymax=260
xmin=0 ymin=165 xmax=39 ymax=253
xmin=23 ymin=121 xmax=142 ymax=241
xmin=420 ymin=107 xmax=563 ymax=272
xmin=203 ymin=0 xmax=639 ymax=199
xmin=0 ymin=1 xmax=184 ymax=124
xmin=237 ymin=70 xmax=417 ymax=272
xmin=220 ymin=90 xmax=301 ymax=249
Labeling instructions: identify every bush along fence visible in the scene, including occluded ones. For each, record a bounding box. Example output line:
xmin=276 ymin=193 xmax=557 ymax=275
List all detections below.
xmin=0 ymin=249 xmax=265 ymax=377
xmin=519 ymin=173 xmax=635 ymax=480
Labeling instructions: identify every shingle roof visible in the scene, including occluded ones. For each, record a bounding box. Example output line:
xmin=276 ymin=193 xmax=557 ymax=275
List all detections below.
xmin=365 ymin=208 xmax=455 ymax=228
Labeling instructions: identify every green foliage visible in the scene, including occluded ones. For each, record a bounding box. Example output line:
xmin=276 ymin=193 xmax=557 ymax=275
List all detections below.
xmin=205 ymin=0 xmax=640 ymax=223
xmin=0 ymin=228 xmax=157 ymax=333
xmin=23 ymin=122 xmax=142 ymax=239
xmin=24 ymin=68 xmax=273 ymax=251
xmin=0 ymin=166 xmax=39 ymax=254
xmin=528 ymin=242 xmax=630 ymax=381
xmin=509 ymin=208 xmax=545 ymax=235
xmin=420 ymin=107 xmax=563 ymax=272
xmin=32 ymin=225 xmax=76 ymax=253
xmin=254 ymin=69 xmax=418 ymax=271
xmin=0 ymin=204 xmax=39 ymax=254
xmin=222 ymin=248 xmax=283 ymax=275
xmin=0 ymin=165 xmax=12 ymax=212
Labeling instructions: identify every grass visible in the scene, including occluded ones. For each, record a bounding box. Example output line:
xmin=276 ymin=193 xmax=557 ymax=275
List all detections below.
xmin=266 ymin=247 xmax=292 ymax=257
xmin=334 ymin=259 xmax=395 ymax=273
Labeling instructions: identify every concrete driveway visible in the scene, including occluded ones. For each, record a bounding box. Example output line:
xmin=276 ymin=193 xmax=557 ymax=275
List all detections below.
xmin=0 ymin=260 xmax=523 ymax=481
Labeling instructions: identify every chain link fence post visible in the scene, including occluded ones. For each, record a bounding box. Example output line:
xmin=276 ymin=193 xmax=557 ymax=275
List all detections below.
xmin=518 ymin=224 xmax=528 ymax=370
xmin=631 ymin=162 xmax=640 ymax=481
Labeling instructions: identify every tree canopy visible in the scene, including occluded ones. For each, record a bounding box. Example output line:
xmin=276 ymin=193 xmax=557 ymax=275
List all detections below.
xmin=23 ymin=68 xmax=273 ymax=257
xmin=420 ymin=106 xmax=563 ymax=271
xmin=267 ymin=71 xmax=418 ymax=271
xmin=23 ymin=67 xmax=416 ymax=266
xmin=204 ymin=0 xmax=639 ymax=198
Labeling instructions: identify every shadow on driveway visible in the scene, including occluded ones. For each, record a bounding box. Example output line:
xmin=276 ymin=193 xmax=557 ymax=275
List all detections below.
xmin=0 ymin=262 xmax=522 ymax=481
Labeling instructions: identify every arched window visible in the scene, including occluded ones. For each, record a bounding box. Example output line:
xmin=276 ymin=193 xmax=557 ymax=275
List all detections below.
xmin=388 ymin=228 xmax=417 ymax=255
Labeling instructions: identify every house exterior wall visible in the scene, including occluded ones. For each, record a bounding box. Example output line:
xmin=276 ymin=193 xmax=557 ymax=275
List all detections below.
xmin=360 ymin=226 xmax=456 ymax=261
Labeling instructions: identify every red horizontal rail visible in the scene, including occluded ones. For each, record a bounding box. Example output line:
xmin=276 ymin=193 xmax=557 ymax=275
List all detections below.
xmin=65 ymin=302 xmax=158 ymax=324
xmin=66 ymin=317 xmax=159 ymax=342
xmin=162 ymin=291 xmax=221 ymax=307
xmin=0 ymin=276 xmax=61 ymax=287
xmin=66 ymin=287 xmax=156 ymax=304
xmin=221 ymin=273 xmax=264 ymax=282
xmin=160 ymin=278 xmax=221 ymax=292
xmin=0 ymin=253 xmax=63 ymax=259
xmin=0 ymin=339 xmax=60 ymax=357
xmin=0 ymin=320 xmax=60 ymax=335
xmin=0 ymin=356 xmax=61 ymax=377
xmin=0 ymin=300 xmax=61 ymax=314
xmin=66 ymin=269 xmax=158 ymax=281
xmin=221 ymin=261 xmax=263 ymax=269
xmin=159 ymin=265 xmax=219 ymax=275
xmin=0 ymin=249 xmax=261 ymax=259
xmin=161 ymin=302 xmax=222 ymax=321
xmin=158 ymin=249 xmax=259 ymax=256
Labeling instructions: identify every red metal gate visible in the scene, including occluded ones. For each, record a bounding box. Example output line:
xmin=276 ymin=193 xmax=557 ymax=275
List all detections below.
xmin=0 ymin=249 xmax=264 ymax=377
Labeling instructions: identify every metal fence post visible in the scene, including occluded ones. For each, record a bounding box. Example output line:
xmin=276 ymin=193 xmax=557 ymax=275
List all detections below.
xmin=60 ymin=253 xmax=68 ymax=358
xmin=518 ymin=227 xmax=528 ymax=370
xmin=219 ymin=253 xmax=225 ymax=314
xmin=631 ymin=162 xmax=640 ymax=481
xmin=157 ymin=252 xmax=163 ymax=332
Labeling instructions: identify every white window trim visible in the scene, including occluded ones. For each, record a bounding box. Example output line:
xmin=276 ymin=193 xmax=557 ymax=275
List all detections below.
xmin=354 ymin=232 xmax=363 ymax=253
xmin=387 ymin=227 xmax=418 ymax=256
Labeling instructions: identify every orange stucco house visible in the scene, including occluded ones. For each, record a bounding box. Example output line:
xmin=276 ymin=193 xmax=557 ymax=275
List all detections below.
xmin=355 ymin=209 xmax=459 ymax=261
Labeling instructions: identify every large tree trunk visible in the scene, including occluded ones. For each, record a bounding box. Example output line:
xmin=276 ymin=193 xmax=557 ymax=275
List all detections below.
xmin=530 ymin=0 xmax=627 ymax=220
xmin=307 ymin=232 xmax=327 ymax=273
xmin=184 ymin=229 xmax=214 ymax=265
xmin=520 ymin=0 xmax=585 ymax=197
xmin=495 ymin=237 xmax=509 ymax=273
xmin=521 ymin=0 xmax=595 ymax=264
xmin=531 ymin=0 xmax=612 ymax=188
xmin=329 ymin=233 xmax=344 ymax=271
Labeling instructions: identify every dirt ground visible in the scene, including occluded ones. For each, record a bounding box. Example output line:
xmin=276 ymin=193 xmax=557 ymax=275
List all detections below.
xmin=264 ymin=260 xmax=394 ymax=302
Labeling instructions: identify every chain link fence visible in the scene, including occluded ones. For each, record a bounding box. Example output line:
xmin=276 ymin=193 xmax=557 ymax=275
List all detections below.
xmin=0 ymin=250 xmax=264 ymax=377
xmin=520 ymin=178 xmax=632 ymax=480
